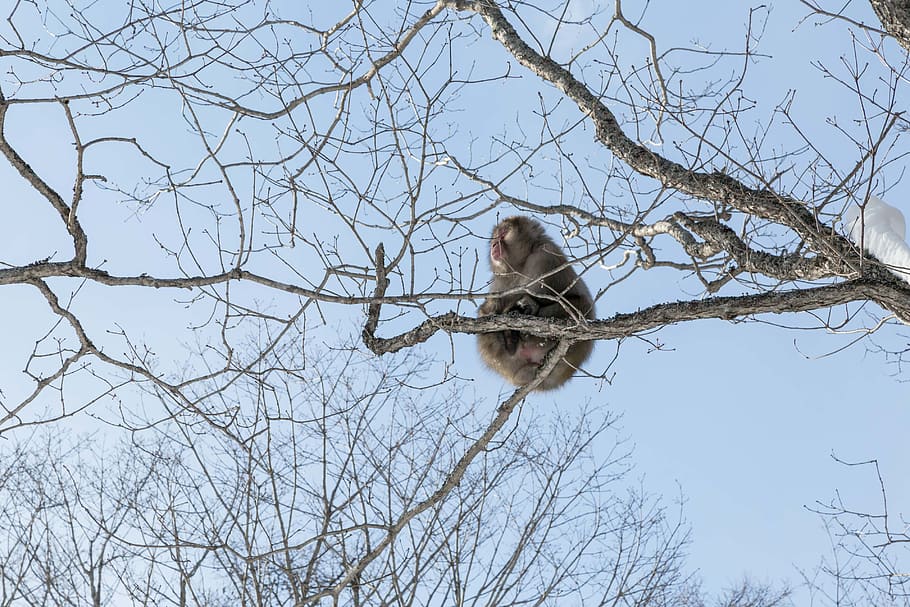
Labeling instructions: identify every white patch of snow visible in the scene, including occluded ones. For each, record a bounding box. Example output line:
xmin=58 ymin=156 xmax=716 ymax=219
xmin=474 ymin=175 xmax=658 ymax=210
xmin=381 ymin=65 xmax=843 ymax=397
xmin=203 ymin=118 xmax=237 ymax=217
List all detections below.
xmin=845 ymin=196 xmax=910 ymax=284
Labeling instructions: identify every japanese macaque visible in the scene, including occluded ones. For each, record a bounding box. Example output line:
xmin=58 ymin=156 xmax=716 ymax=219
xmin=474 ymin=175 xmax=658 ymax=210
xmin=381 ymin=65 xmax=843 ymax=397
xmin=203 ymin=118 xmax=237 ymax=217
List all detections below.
xmin=477 ymin=216 xmax=595 ymax=391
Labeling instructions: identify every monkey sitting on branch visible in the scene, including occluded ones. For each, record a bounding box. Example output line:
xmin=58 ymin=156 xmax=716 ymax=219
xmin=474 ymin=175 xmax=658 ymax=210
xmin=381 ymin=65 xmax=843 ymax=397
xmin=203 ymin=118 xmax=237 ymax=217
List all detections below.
xmin=477 ymin=216 xmax=595 ymax=391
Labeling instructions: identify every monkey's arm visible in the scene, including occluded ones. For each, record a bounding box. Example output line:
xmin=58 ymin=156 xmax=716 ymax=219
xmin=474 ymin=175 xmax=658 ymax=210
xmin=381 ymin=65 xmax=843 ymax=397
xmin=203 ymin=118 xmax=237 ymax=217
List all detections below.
xmin=518 ymin=250 xmax=594 ymax=320
xmin=533 ymin=289 xmax=594 ymax=320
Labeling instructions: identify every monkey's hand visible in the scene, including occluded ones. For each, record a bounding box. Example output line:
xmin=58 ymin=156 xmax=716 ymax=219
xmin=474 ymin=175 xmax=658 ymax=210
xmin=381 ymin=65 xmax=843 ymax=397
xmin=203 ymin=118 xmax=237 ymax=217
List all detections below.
xmin=508 ymin=295 xmax=540 ymax=317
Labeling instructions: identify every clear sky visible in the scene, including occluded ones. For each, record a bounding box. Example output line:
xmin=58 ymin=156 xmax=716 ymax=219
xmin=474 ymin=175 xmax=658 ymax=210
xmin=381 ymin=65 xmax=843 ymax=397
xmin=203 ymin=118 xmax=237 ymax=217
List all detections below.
xmin=1 ymin=0 xmax=909 ymax=603
xmin=460 ymin=0 xmax=910 ymax=597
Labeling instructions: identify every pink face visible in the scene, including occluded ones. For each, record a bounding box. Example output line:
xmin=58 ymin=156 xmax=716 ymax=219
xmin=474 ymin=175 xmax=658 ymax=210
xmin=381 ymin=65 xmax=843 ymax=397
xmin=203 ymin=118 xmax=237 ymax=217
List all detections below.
xmin=490 ymin=224 xmax=511 ymax=267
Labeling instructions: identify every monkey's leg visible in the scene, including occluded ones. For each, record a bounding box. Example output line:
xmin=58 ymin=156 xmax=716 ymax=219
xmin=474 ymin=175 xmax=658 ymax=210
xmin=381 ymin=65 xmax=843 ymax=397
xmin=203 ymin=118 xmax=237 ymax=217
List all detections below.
xmin=501 ymin=330 xmax=521 ymax=354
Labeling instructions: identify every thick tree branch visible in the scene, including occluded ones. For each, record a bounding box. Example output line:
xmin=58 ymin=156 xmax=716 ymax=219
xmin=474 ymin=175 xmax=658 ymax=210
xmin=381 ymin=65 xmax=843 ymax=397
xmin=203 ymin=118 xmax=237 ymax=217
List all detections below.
xmin=448 ymin=0 xmax=856 ymax=267
xmin=364 ymin=277 xmax=910 ymax=355
xmin=362 ymin=243 xmax=389 ymax=352
xmin=0 ymin=94 xmax=89 ymax=264
xmin=674 ymin=213 xmax=843 ymax=281
xmin=870 ymin=0 xmax=910 ymax=51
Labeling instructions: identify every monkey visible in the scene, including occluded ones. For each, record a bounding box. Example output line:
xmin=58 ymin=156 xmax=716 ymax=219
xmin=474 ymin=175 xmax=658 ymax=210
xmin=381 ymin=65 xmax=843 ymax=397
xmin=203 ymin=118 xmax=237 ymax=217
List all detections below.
xmin=477 ymin=216 xmax=595 ymax=391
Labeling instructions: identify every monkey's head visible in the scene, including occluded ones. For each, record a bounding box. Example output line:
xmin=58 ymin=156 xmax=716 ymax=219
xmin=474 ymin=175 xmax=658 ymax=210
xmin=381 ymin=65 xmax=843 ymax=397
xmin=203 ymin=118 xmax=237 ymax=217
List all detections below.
xmin=489 ymin=216 xmax=548 ymax=273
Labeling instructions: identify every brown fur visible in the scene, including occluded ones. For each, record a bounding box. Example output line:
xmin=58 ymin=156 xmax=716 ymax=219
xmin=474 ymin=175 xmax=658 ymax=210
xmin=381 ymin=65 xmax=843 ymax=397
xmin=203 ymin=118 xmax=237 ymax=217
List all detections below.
xmin=477 ymin=216 xmax=595 ymax=391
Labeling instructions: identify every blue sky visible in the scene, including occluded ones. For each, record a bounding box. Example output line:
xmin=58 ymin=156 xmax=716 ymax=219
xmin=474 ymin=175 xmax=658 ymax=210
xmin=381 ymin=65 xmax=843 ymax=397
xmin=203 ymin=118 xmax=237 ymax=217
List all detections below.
xmin=460 ymin=0 xmax=910 ymax=595
xmin=1 ymin=0 xmax=909 ymax=602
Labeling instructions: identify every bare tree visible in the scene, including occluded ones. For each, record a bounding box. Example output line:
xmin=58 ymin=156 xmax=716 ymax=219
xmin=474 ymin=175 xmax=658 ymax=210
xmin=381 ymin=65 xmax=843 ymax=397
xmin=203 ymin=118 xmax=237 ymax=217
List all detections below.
xmin=0 ymin=347 xmax=703 ymax=606
xmin=0 ymin=0 xmax=909 ymax=604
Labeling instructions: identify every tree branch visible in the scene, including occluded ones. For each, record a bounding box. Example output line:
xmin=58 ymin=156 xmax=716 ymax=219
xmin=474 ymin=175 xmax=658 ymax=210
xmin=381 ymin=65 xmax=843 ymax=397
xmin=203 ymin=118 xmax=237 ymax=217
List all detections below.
xmin=449 ymin=0 xmax=856 ymax=266
xmin=364 ymin=277 xmax=910 ymax=355
xmin=870 ymin=0 xmax=910 ymax=52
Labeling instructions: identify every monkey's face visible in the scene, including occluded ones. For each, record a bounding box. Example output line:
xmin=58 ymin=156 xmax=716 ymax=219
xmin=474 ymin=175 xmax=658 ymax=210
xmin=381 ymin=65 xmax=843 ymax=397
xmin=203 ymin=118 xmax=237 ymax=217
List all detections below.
xmin=489 ymin=218 xmax=529 ymax=272
xmin=490 ymin=225 xmax=509 ymax=268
